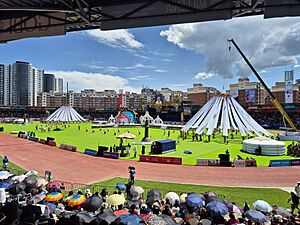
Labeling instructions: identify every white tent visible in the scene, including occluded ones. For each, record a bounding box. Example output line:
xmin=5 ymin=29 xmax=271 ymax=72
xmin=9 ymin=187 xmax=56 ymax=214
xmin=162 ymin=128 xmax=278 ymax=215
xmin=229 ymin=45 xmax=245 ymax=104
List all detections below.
xmin=182 ymin=96 xmax=270 ymax=137
xmin=45 ymin=106 xmax=85 ymax=122
xmin=140 ymin=111 xmax=154 ymax=125
xmin=154 ymin=115 xmax=164 ymax=125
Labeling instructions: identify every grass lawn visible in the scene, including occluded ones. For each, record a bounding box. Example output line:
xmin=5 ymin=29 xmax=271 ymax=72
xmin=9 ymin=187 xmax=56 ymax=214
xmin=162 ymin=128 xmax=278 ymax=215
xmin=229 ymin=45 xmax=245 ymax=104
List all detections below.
xmin=1 ymin=122 xmax=296 ymax=166
xmin=83 ymin=177 xmax=291 ymax=208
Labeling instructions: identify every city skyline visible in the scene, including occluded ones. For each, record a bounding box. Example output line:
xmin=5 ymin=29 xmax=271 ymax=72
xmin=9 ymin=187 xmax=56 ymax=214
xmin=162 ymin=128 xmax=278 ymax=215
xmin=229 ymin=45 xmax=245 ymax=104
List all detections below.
xmin=0 ymin=16 xmax=300 ymax=93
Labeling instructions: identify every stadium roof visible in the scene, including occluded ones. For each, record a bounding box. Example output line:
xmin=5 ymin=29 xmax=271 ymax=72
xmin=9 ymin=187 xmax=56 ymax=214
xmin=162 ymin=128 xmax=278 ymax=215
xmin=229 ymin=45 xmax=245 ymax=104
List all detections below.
xmin=1 ymin=0 xmax=300 ymax=42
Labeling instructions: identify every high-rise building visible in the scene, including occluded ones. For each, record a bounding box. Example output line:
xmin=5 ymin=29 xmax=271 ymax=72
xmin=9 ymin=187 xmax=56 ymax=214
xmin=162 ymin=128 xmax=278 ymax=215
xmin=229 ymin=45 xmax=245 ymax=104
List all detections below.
xmin=55 ymin=78 xmax=63 ymax=93
xmin=43 ymin=73 xmax=55 ymax=92
xmin=0 ymin=64 xmax=11 ymax=106
xmin=32 ymin=68 xmax=44 ymax=107
xmin=11 ymin=61 xmax=33 ymax=106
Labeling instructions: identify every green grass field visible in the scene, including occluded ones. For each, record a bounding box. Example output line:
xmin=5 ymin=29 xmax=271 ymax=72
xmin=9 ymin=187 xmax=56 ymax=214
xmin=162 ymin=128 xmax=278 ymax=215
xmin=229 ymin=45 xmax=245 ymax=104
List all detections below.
xmin=83 ymin=177 xmax=290 ymax=208
xmin=1 ymin=122 xmax=295 ymax=166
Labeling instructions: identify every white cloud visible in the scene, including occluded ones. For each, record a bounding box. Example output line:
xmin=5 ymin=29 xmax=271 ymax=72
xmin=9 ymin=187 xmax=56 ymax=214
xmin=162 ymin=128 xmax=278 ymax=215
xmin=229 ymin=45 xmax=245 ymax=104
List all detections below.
xmin=155 ymin=69 xmax=168 ymax=73
xmin=160 ymin=16 xmax=300 ymax=78
xmin=294 ymin=64 xmax=300 ymax=68
xmin=125 ymin=63 xmax=155 ymax=70
xmin=129 ymin=75 xmax=153 ymax=81
xmin=50 ymin=70 xmax=139 ymax=93
xmin=86 ymin=29 xmax=144 ymax=50
xmin=194 ymin=72 xmax=214 ymax=80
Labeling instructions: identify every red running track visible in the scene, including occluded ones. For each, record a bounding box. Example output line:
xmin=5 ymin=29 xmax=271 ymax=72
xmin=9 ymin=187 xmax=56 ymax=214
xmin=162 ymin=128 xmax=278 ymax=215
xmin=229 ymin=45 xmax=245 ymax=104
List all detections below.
xmin=0 ymin=133 xmax=299 ymax=189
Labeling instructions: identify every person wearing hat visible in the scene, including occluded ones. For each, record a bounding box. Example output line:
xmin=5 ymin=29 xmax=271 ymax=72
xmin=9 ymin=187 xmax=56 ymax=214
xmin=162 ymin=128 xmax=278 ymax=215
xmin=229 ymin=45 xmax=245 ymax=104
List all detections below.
xmin=85 ymin=189 xmax=91 ymax=199
xmin=140 ymin=204 xmax=150 ymax=215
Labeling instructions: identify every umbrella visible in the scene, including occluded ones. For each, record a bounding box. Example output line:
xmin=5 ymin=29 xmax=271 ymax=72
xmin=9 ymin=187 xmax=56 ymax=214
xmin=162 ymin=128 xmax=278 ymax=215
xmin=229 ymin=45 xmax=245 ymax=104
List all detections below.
xmin=25 ymin=170 xmax=38 ymax=176
xmin=12 ymin=175 xmax=27 ymax=182
xmin=8 ymin=182 xmax=26 ymax=195
xmin=159 ymin=214 xmax=176 ymax=225
xmin=68 ymin=194 xmax=86 ymax=207
xmin=23 ymin=175 xmax=38 ymax=187
xmin=204 ymin=192 xmax=216 ymax=198
xmin=130 ymin=186 xmax=144 ymax=194
xmin=180 ymin=194 xmax=187 ymax=203
xmin=245 ymin=210 xmax=269 ymax=223
xmin=253 ymin=200 xmax=272 ymax=213
xmin=32 ymin=193 xmax=46 ymax=204
xmin=0 ymin=182 xmax=11 ymax=190
xmin=46 ymin=192 xmax=63 ymax=202
xmin=116 ymin=214 xmax=142 ymax=225
xmin=206 ymin=196 xmax=228 ymax=205
xmin=186 ymin=193 xmax=204 ymax=208
xmin=206 ymin=201 xmax=228 ymax=216
xmin=0 ymin=171 xmax=11 ymax=180
xmin=243 ymin=202 xmax=251 ymax=212
xmin=117 ymin=132 xmax=136 ymax=139
xmin=116 ymin=183 xmax=126 ymax=191
xmin=81 ymin=195 xmax=103 ymax=212
xmin=228 ymin=203 xmax=243 ymax=214
xmin=165 ymin=192 xmax=180 ymax=205
xmin=274 ymin=206 xmax=292 ymax=217
xmin=114 ymin=209 xmax=129 ymax=218
xmin=107 ymin=194 xmax=125 ymax=206
xmin=47 ymin=181 xmax=60 ymax=189
xmin=146 ymin=214 xmax=166 ymax=225
xmin=146 ymin=190 xmax=161 ymax=207
xmin=97 ymin=208 xmax=117 ymax=224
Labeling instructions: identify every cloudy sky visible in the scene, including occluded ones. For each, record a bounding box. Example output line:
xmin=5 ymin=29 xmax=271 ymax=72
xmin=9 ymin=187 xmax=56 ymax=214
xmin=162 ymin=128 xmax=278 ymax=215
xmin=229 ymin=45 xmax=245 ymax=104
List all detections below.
xmin=0 ymin=15 xmax=300 ymax=93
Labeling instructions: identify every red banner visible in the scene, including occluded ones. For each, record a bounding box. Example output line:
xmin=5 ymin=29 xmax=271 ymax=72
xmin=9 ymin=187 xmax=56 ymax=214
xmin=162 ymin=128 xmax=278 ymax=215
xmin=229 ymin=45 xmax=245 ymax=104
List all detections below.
xmin=139 ymin=155 xmax=182 ymax=165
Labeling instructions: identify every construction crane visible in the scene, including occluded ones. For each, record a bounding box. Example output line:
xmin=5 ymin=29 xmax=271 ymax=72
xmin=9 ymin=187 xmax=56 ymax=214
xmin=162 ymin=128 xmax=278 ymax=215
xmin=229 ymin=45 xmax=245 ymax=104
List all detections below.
xmin=228 ymin=38 xmax=297 ymax=131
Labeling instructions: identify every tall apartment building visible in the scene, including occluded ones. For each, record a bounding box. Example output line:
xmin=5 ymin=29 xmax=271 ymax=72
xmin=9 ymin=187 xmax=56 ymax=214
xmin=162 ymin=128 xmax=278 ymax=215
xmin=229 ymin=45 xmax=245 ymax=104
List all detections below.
xmin=0 ymin=61 xmax=64 ymax=107
xmin=187 ymin=83 xmax=219 ymax=106
xmin=37 ymin=89 xmax=141 ymax=111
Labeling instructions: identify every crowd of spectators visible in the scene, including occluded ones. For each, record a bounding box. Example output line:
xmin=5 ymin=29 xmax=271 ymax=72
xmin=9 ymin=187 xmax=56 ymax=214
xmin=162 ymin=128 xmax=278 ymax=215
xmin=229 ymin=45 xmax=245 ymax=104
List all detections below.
xmin=287 ymin=143 xmax=300 ymax=157
xmin=0 ymin=169 xmax=299 ymax=225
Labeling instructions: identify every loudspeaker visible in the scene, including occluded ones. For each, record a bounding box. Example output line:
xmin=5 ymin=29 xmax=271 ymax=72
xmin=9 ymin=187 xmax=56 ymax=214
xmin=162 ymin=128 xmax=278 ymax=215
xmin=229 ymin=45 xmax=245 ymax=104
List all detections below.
xmin=97 ymin=146 xmax=108 ymax=157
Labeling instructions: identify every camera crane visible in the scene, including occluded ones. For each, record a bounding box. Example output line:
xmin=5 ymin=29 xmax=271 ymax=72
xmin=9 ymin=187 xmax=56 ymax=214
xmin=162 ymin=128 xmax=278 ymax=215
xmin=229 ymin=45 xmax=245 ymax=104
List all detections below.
xmin=228 ymin=38 xmax=297 ymax=131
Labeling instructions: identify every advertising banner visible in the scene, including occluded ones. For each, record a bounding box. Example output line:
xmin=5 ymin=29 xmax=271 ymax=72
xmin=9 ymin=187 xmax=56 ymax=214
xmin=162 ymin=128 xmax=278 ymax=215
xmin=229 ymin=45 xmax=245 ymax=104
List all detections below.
xmin=245 ymin=89 xmax=256 ymax=103
xmin=233 ymin=160 xmax=246 ymax=167
xmin=84 ymin=149 xmax=98 ymax=156
xmin=269 ymin=159 xmax=291 ymax=167
xmin=28 ymin=137 xmax=39 ymax=142
xmin=139 ymin=155 xmax=182 ymax=165
xmin=285 ymin=70 xmax=294 ymax=104
xmin=196 ymin=159 xmax=209 ymax=166
xmin=291 ymin=159 xmax=300 ymax=166
xmin=103 ymin=152 xmax=120 ymax=159
xmin=60 ymin=144 xmax=77 ymax=152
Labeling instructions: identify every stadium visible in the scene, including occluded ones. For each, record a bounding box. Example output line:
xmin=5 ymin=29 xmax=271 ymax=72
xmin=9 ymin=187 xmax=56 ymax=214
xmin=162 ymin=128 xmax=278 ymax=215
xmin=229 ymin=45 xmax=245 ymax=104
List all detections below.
xmin=0 ymin=1 xmax=299 ymax=225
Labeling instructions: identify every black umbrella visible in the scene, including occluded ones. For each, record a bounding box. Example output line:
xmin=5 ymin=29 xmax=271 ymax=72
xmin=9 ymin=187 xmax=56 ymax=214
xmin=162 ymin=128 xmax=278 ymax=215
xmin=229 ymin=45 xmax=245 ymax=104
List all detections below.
xmin=159 ymin=214 xmax=176 ymax=225
xmin=146 ymin=189 xmax=161 ymax=207
xmin=96 ymin=208 xmax=117 ymax=224
xmin=245 ymin=210 xmax=269 ymax=223
xmin=81 ymin=195 xmax=103 ymax=212
xmin=8 ymin=182 xmax=26 ymax=195
xmin=23 ymin=176 xmax=38 ymax=188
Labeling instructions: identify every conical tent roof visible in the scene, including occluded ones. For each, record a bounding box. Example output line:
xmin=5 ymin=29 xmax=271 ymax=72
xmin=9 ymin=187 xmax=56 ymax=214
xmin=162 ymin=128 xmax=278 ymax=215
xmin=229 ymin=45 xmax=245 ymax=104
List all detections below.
xmin=46 ymin=106 xmax=85 ymax=122
xmin=182 ymin=96 xmax=270 ymax=137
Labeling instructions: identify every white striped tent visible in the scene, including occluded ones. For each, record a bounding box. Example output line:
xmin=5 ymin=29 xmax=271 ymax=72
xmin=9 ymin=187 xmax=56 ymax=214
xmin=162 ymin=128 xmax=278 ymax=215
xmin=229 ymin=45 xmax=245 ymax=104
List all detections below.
xmin=182 ymin=96 xmax=270 ymax=137
xmin=45 ymin=106 xmax=86 ymax=122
